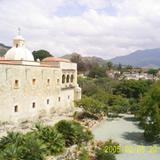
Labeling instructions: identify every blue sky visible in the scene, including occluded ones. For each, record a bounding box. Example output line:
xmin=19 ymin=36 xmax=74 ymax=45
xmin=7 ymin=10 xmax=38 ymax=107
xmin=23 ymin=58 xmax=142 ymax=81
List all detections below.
xmin=0 ymin=0 xmax=160 ymax=59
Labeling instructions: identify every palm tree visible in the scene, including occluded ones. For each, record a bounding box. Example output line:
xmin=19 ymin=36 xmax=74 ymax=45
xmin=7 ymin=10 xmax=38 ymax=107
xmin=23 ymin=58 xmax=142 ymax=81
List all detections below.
xmin=21 ymin=132 xmax=47 ymax=160
xmin=0 ymin=144 xmax=22 ymax=160
xmin=35 ymin=124 xmax=65 ymax=155
xmin=0 ymin=132 xmax=24 ymax=159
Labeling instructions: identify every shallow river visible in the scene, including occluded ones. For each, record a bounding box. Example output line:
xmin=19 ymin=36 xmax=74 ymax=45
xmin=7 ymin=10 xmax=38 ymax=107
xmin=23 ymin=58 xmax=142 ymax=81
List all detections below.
xmin=92 ymin=114 xmax=160 ymax=160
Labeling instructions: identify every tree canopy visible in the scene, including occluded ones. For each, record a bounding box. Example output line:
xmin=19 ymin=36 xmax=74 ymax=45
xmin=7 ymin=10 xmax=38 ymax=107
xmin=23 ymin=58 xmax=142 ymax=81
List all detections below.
xmin=32 ymin=49 xmax=53 ymax=61
xmin=139 ymin=81 xmax=160 ymax=141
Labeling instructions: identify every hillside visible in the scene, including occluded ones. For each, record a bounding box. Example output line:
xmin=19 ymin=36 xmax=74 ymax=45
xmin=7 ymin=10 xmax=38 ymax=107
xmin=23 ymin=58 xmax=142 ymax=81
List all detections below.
xmin=111 ymin=48 xmax=160 ymax=68
xmin=1 ymin=42 xmax=160 ymax=68
xmin=62 ymin=53 xmax=107 ymax=65
xmin=0 ymin=43 xmax=10 ymax=56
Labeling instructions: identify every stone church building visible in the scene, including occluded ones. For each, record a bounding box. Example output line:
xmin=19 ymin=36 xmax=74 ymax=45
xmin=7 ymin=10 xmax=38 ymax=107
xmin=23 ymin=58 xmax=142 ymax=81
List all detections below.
xmin=0 ymin=34 xmax=81 ymax=122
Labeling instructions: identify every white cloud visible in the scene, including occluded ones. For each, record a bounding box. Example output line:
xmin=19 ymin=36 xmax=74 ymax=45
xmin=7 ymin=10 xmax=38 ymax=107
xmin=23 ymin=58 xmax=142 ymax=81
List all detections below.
xmin=1 ymin=0 xmax=160 ymax=59
xmin=78 ymin=0 xmax=110 ymax=9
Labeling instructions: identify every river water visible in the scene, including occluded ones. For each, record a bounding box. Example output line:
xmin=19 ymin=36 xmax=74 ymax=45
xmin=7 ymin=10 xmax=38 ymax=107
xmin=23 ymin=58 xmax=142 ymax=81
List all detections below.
xmin=92 ymin=114 xmax=160 ymax=160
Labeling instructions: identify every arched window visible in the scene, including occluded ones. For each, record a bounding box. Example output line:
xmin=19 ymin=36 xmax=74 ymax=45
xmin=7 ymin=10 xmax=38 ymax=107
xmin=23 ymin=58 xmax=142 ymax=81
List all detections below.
xmin=66 ymin=75 xmax=70 ymax=83
xmin=62 ymin=74 xmax=65 ymax=83
xmin=71 ymin=74 xmax=74 ymax=83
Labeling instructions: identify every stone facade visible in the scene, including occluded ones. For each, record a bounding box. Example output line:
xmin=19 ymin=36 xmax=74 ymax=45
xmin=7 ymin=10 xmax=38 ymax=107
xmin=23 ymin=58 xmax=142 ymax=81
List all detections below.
xmin=0 ymin=60 xmax=81 ymax=122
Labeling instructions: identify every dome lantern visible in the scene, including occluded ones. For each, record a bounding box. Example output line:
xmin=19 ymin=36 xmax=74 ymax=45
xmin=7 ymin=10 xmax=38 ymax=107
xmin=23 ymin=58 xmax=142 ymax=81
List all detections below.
xmin=13 ymin=28 xmax=25 ymax=48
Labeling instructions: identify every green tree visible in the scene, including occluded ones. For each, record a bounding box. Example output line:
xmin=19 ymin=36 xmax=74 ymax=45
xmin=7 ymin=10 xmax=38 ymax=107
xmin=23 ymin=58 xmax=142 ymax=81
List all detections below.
xmin=139 ymin=81 xmax=160 ymax=142
xmin=75 ymin=96 xmax=106 ymax=117
xmin=78 ymin=77 xmax=99 ymax=96
xmin=108 ymin=95 xmax=130 ymax=114
xmin=113 ymin=80 xmax=152 ymax=100
xmin=147 ymin=68 xmax=158 ymax=77
xmin=88 ymin=66 xmax=106 ymax=78
xmin=32 ymin=49 xmax=53 ymax=61
xmin=70 ymin=53 xmax=86 ymax=72
xmin=106 ymin=61 xmax=113 ymax=70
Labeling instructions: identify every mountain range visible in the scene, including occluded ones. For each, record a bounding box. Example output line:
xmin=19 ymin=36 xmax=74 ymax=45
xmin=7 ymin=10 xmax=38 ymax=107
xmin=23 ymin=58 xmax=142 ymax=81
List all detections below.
xmin=111 ymin=48 xmax=160 ymax=68
xmin=1 ymin=42 xmax=160 ymax=68
xmin=0 ymin=43 xmax=10 ymax=56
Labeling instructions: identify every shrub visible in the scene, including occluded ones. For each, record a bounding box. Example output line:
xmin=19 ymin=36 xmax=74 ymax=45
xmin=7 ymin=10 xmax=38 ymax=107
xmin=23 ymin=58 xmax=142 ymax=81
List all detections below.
xmin=78 ymin=148 xmax=90 ymax=160
xmin=73 ymin=111 xmax=99 ymax=120
xmin=21 ymin=132 xmax=47 ymax=160
xmin=101 ymin=139 xmax=121 ymax=154
xmin=96 ymin=149 xmax=116 ymax=160
xmin=75 ymin=96 xmax=105 ymax=117
xmin=0 ymin=131 xmax=47 ymax=160
xmin=0 ymin=132 xmax=24 ymax=159
xmin=35 ymin=124 xmax=65 ymax=155
xmin=55 ymin=120 xmax=93 ymax=147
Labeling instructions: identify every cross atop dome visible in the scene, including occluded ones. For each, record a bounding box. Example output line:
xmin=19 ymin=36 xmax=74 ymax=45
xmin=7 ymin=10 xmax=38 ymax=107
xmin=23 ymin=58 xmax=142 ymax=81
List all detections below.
xmin=18 ymin=27 xmax=21 ymax=35
xmin=13 ymin=29 xmax=25 ymax=48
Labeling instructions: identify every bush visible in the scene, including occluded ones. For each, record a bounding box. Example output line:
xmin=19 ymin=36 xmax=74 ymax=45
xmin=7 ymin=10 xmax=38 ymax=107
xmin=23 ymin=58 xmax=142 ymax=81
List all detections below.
xmin=21 ymin=132 xmax=47 ymax=160
xmin=78 ymin=148 xmax=90 ymax=160
xmin=55 ymin=120 xmax=93 ymax=147
xmin=35 ymin=124 xmax=65 ymax=155
xmin=0 ymin=132 xmax=47 ymax=160
xmin=101 ymin=139 xmax=121 ymax=154
xmin=0 ymin=132 xmax=24 ymax=159
xmin=73 ymin=111 xmax=99 ymax=120
xmin=96 ymin=149 xmax=116 ymax=160
xmin=75 ymin=96 xmax=105 ymax=117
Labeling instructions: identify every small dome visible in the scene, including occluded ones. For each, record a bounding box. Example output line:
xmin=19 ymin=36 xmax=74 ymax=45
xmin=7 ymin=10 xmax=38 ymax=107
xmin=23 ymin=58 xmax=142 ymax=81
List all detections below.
xmin=5 ymin=47 xmax=34 ymax=61
xmin=42 ymin=57 xmax=70 ymax=62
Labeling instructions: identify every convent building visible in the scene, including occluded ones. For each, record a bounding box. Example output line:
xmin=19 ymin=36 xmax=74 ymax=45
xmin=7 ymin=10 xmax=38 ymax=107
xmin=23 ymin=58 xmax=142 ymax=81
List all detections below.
xmin=0 ymin=34 xmax=81 ymax=122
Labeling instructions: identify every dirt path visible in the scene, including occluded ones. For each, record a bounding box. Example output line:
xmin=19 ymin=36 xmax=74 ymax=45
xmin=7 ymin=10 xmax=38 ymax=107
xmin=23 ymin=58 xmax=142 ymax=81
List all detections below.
xmin=92 ymin=114 xmax=160 ymax=160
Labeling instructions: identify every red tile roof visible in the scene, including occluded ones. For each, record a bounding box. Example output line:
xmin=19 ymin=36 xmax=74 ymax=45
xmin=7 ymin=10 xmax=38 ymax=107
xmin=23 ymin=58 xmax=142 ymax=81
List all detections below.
xmin=42 ymin=57 xmax=70 ymax=63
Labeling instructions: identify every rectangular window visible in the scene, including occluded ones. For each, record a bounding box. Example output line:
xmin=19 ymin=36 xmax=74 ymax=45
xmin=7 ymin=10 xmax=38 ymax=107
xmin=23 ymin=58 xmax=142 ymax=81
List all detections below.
xmin=14 ymin=105 xmax=18 ymax=112
xmin=32 ymin=79 xmax=36 ymax=85
xmin=14 ymin=80 xmax=19 ymax=88
xmin=58 ymin=97 xmax=61 ymax=102
xmin=32 ymin=102 xmax=36 ymax=108
xmin=47 ymin=79 xmax=50 ymax=85
xmin=68 ymin=95 xmax=70 ymax=99
xmin=47 ymin=99 xmax=50 ymax=104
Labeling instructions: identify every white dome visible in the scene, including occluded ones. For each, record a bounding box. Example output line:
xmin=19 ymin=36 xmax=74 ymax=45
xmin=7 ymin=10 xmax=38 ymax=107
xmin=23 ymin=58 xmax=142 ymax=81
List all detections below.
xmin=5 ymin=47 xmax=34 ymax=61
